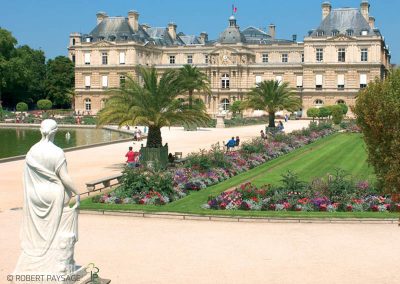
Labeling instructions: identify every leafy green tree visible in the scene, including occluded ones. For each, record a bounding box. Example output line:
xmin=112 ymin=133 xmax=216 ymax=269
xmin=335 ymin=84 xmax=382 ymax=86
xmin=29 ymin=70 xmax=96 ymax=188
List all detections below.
xmin=16 ymin=102 xmax=28 ymax=112
xmin=97 ymin=67 xmax=211 ymax=148
xmin=331 ymin=105 xmax=344 ymax=124
xmin=306 ymin=108 xmax=319 ymax=121
xmin=245 ymin=80 xmax=301 ymax=127
xmin=45 ymin=56 xmax=75 ymax=108
xmin=177 ymin=65 xmax=210 ymax=108
xmin=338 ymin=103 xmax=348 ymax=115
xmin=353 ymin=69 xmax=400 ymax=194
xmin=229 ymin=100 xmax=244 ymax=117
xmin=318 ymin=107 xmax=330 ymax=120
xmin=0 ymin=28 xmax=17 ymax=106
xmin=37 ymin=99 xmax=52 ymax=110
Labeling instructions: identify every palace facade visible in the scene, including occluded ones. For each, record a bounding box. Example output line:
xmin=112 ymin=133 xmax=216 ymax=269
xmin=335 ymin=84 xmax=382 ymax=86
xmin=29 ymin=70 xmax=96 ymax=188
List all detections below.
xmin=69 ymin=1 xmax=391 ymax=117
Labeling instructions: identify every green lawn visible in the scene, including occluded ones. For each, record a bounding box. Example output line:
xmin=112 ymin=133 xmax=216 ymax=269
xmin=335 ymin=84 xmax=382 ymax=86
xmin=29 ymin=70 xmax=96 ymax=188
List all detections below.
xmin=80 ymin=133 xmax=397 ymax=218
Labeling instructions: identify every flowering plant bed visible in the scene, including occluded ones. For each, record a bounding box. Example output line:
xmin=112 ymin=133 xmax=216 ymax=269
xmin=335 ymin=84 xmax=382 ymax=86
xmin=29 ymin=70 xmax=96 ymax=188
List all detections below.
xmin=92 ymin=123 xmax=336 ymax=206
xmin=204 ymin=171 xmax=399 ymax=213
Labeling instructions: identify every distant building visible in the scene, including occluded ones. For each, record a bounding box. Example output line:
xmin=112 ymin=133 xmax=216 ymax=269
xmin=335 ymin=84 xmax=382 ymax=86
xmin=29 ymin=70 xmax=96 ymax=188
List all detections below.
xmin=69 ymin=1 xmax=391 ymax=117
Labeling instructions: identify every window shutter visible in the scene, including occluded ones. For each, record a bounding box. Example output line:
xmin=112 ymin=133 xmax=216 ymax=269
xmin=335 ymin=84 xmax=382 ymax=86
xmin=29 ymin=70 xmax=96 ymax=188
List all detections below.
xmin=360 ymin=74 xmax=367 ymax=84
xmin=84 ymin=53 xmax=91 ymax=64
xmin=119 ymin=52 xmax=125 ymax=64
xmin=102 ymin=76 xmax=108 ymax=87
xmin=85 ymin=76 xmax=91 ymax=87
xmin=337 ymin=74 xmax=345 ymax=85
xmin=296 ymin=76 xmax=303 ymax=87
xmin=315 ymin=74 xmax=323 ymax=85
xmin=255 ymin=75 xmax=262 ymax=84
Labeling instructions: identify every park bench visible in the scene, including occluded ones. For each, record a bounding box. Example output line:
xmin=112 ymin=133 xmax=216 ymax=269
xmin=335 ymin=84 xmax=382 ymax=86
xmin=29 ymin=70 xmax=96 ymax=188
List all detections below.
xmin=174 ymin=152 xmax=188 ymax=164
xmin=85 ymin=173 xmax=123 ymax=193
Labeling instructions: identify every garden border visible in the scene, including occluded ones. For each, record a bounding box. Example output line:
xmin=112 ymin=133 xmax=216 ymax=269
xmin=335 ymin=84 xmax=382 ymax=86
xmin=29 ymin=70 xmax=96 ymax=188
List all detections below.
xmin=79 ymin=209 xmax=398 ymax=224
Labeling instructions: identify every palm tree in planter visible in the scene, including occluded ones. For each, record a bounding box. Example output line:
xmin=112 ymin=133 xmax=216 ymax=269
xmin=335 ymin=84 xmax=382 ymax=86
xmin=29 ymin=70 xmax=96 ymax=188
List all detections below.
xmin=245 ymin=80 xmax=301 ymax=128
xmin=178 ymin=64 xmax=210 ymax=130
xmin=97 ymin=67 xmax=210 ymax=168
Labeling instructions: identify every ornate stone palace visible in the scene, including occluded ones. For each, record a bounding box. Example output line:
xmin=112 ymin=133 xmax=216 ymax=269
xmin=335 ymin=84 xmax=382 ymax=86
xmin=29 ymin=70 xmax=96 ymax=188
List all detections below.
xmin=69 ymin=1 xmax=391 ymax=117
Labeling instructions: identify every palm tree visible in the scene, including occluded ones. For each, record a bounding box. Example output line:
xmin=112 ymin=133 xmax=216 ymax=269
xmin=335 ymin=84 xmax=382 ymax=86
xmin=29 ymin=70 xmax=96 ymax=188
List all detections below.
xmin=178 ymin=65 xmax=210 ymax=108
xmin=97 ymin=67 xmax=210 ymax=148
xmin=245 ymin=80 xmax=301 ymax=127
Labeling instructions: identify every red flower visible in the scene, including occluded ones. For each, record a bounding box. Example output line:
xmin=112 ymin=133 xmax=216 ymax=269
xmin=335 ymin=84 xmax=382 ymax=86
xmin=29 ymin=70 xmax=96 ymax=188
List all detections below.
xmin=220 ymin=202 xmax=227 ymax=209
xmin=371 ymin=205 xmax=378 ymax=212
xmin=346 ymin=205 xmax=353 ymax=212
xmin=319 ymin=204 xmax=327 ymax=211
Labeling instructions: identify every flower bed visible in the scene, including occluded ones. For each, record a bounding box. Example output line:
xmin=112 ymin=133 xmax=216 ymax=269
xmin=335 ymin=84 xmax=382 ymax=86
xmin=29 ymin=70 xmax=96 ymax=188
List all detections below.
xmin=92 ymin=122 xmax=336 ymax=205
xmin=204 ymin=171 xmax=398 ymax=213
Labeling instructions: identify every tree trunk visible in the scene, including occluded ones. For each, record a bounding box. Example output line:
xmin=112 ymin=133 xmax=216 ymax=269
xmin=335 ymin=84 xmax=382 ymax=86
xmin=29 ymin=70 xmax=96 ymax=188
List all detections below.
xmin=268 ymin=112 xmax=276 ymax=127
xmin=146 ymin=125 xmax=162 ymax=148
xmin=188 ymin=89 xmax=193 ymax=109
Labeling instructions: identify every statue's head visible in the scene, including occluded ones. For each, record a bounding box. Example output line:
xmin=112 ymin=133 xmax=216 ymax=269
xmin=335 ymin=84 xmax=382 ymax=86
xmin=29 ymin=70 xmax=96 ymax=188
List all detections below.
xmin=40 ymin=119 xmax=58 ymax=142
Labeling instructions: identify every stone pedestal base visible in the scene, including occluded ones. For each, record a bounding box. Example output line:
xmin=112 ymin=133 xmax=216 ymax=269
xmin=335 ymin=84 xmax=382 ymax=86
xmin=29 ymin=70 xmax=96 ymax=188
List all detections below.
xmin=216 ymin=115 xmax=225 ymax=128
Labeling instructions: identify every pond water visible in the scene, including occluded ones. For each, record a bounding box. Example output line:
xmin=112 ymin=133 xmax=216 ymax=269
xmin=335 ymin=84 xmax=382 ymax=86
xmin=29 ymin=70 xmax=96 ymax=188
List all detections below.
xmin=0 ymin=127 xmax=131 ymax=159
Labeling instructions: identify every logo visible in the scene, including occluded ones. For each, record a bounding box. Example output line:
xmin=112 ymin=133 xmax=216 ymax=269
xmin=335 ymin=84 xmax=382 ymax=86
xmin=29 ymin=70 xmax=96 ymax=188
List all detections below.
xmin=85 ymin=263 xmax=100 ymax=284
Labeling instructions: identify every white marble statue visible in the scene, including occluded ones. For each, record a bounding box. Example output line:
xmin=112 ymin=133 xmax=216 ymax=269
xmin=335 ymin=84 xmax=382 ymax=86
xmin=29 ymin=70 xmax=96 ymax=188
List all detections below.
xmin=14 ymin=119 xmax=80 ymax=276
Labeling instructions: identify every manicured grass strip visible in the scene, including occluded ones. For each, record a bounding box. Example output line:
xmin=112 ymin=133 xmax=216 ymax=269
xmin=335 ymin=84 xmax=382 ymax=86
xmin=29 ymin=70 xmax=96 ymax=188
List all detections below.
xmin=80 ymin=133 xmax=397 ymax=218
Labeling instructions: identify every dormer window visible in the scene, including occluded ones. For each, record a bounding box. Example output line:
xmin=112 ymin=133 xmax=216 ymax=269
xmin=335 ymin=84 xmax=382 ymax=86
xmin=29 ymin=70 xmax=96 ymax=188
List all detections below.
xmin=331 ymin=30 xmax=339 ymax=36
xmin=109 ymin=35 xmax=116 ymax=41
xmin=98 ymin=36 xmax=105 ymax=41
xmin=121 ymin=34 xmax=128 ymax=41
xmin=361 ymin=30 xmax=368 ymax=36
xmin=346 ymin=29 xmax=354 ymax=36
xmin=316 ymin=30 xmax=324 ymax=37
xmin=85 ymin=37 xmax=92 ymax=43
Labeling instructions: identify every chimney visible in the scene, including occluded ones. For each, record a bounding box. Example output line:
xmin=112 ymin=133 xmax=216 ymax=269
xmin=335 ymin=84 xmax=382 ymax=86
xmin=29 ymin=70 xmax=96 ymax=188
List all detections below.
xmin=268 ymin=24 xmax=276 ymax=40
xmin=199 ymin=32 xmax=208 ymax=44
xmin=142 ymin=23 xmax=151 ymax=32
xmin=292 ymin=34 xmax=297 ymax=42
xmin=96 ymin=12 xmax=108 ymax=25
xmin=168 ymin=22 xmax=177 ymax=41
xmin=128 ymin=10 xmax=139 ymax=32
xmin=368 ymin=16 xmax=375 ymax=29
xmin=360 ymin=0 xmax=370 ymax=21
xmin=321 ymin=2 xmax=331 ymax=20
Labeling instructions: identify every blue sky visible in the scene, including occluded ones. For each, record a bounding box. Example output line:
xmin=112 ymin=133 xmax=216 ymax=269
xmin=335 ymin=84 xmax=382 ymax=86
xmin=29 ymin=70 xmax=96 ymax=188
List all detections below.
xmin=0 ymin=0 xmax=398 ymax=63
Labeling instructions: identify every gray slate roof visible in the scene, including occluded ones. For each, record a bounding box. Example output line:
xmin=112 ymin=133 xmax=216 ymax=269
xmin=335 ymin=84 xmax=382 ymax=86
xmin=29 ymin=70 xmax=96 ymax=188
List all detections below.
xmin=311 ymin=8 xmax=378 ymax=37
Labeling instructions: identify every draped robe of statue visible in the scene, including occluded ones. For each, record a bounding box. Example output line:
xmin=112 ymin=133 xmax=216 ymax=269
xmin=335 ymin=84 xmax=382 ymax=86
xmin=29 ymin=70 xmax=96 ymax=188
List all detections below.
xmin=14 ymin=130 xmax=78 ymax=275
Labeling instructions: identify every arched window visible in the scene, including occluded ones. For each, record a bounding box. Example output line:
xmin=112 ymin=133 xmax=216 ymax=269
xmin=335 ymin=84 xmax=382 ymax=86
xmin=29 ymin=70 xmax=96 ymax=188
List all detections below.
xmin=221 ymin=98 xmax=230 ymax=111
xmin=336 ymin=99 xmax=345 ymax=105
xmin=84 ymin=98 xmax=91 ymax=111
xmin=221 ymin=74 xmax=230 ymax=89
xmin=314 ymin=99 xmax=324 ymax=108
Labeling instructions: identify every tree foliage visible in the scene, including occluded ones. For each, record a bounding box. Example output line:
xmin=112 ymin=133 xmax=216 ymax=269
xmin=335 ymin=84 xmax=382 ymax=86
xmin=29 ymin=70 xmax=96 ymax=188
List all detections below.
xmin=16 ymin=102 xmax=28 ymax=112
xmin=306 ymin=108 xmax=319 ymax=121
xmin=177 ymin=65 xmax=210 ymax=108
xmin=353 ymin=69 xmax=400 ymax=193
xmin=318 ymin=107 xmax=330 ymax=119
xmin=45 ymin=56 xmax=74 ymax=108
xmin=245 ymin=80 xmax=301 ymax=127
xmin=37 ymin=99 xmax=52 ymax=110
xmin=331 ymin=105 xmax=344 ymax=124
xmin=229 ymin=100 xmax=244 ymax=117
xmin=97 ymin=67 xmax=211 ymax=148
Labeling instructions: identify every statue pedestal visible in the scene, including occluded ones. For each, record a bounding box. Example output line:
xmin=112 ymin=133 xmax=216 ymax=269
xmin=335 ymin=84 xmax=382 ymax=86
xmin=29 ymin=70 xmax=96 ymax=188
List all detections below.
xmin=216 ymin=114 xmax=225 ymax=128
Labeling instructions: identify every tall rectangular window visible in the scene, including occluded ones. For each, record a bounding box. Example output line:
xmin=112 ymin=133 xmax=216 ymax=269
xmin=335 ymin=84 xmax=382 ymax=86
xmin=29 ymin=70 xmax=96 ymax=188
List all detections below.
xmin=281 ymin=54 xmax=288 ymax=63
xmin=205 ymin=55 xmax=209 ymax=64
xmin=361 ymin=48 xmax=368 ymax=62
xmin=338 ymin=48 xmax=346 ymax=62
xmin=119 ymin=52 xmax=125 ymax=64
xmin=315 ymin=74 xmax=323 ymax=90
xmin=102 ymin=52 xmax=108 ymax=65
xmin=337 ymin=74 xmax=345 ymax=90
xmin=296 ymin=76 xmax=303 ymax=88
xmin=84 ymin=75 xmax=91 ymax=89
xmin=102 ymin=75 xmax=108 ymax=88
xmin=316 ymin=48 xmax=323 ymax=62
xmin=187 ymin=55 xmax=193 ymax=64
xmin=262 ymin=53 xmax=269 ymax=63
xmin=360 ymin=74 xmax=367 ymax=88
xmin=169 ymin=55 xmax=175 ymax=64
xmin=84 ymin=53 xmax=91 ymax=65
xmin=71 ymin=55 xmax=76 ymax=64
xmin=255 ymin=75 xmax=262 ymax=84
xmin=301 ymin=53 xmax=304 ymax=63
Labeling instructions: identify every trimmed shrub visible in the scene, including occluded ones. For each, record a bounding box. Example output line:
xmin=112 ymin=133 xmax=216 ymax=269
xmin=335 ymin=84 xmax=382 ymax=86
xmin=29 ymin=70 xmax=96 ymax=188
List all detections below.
xmin=16 ymin=102 xmax=28 ymax=112
xmin=37 ymin=99 xmax=53 ymax=110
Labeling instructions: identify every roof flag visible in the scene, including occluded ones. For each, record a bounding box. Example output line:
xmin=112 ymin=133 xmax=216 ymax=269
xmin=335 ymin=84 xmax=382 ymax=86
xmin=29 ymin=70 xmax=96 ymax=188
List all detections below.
xmin=232 ymin=4 xmax=237 ymax=14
